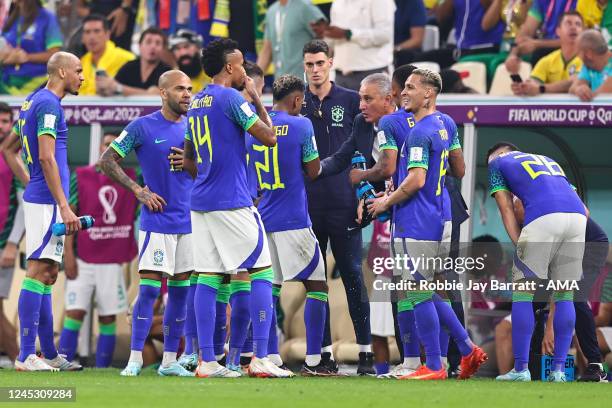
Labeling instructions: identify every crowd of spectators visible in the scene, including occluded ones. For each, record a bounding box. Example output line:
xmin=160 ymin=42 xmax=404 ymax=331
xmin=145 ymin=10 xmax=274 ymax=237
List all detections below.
xmin=1 ymin=0 xmax=612 ymax=98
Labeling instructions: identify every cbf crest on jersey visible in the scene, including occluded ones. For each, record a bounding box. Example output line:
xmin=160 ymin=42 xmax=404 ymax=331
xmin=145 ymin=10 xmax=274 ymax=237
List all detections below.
xmin=331 ymin=105 xmax=345 ymax=127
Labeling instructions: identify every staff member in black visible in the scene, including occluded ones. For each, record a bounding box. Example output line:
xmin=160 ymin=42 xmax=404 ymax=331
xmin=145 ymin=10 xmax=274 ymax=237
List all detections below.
xmin=301 ymin=40 xmax=373 ymax=375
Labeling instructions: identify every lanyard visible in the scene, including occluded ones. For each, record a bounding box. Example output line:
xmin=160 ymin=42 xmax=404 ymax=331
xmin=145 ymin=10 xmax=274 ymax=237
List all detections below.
xmin=544 ymin=0 xmax=573 ymax=26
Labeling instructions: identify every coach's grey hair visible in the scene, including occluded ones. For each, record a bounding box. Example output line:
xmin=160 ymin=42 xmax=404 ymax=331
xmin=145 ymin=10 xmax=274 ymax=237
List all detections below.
xmin=412 ymin=68 xmax=443 ymax=94
xmin=361 ymin=73 xmax=392 ymax=96
xmin=578 ymin=29 xmax=608 ymax=55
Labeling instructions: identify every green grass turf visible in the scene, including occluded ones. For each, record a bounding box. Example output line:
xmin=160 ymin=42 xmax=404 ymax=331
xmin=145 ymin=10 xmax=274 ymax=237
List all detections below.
xmin=1 ymin=368 xmax=610 ymax=408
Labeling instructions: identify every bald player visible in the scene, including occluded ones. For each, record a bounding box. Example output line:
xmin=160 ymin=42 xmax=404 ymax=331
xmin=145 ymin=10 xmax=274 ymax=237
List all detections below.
xmin=12 ymin=52 xmax=84 ymax=372
xmin=99 ymin=70 xmax=195 ymax=377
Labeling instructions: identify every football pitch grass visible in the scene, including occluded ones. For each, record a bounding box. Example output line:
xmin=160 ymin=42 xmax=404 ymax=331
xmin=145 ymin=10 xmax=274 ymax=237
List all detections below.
xmin=1 ymin=369 xmax=610 ymax=408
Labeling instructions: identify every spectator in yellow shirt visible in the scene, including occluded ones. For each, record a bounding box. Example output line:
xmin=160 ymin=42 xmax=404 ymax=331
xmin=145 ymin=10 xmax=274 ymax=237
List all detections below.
xmin=79 ymin=14 xmax=135 ymax=96
xmin=512 ymin=11 xmax=583 ymax=95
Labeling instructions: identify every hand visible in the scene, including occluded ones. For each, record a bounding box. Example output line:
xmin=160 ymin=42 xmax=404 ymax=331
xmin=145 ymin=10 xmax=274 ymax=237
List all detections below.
xmin=1 ymin=48 xmax=26 ymax=65
xmin=108 ymin=7 xmax=129 ymax=38
xmin=515 ymin=37 xmax=537 ymax=55
xmin=386 ymin=180 xmax=395 ymax=194
xmin=168 ymin=146 xmax=184 ymax=171
xmin=64 ymin=255 xmax=78 ymax=280
xmin=0 ymin=242 xmax=17 ymax=268
xmin=504 ymin=54 xmax=521 ymax=75
xmin=366 ymin=192 xmax=388 ymax=217
xmin=355 ymin=198 xmax=365 ymax=224
xmin=573 ymin=84 xmax=594 ymax=102
xmin=13 ymin=48 xmax=28 ymax=64
xmin=349 ymin=168 xmax=365 ymax=185
xmin=60 ymin=206 xmax=81 ymax=235
xmin=244 ymin=76 xmax=260 ymax=102
xmin=324 ymin=25 xmax=349 ymax=40
xmin=541 ymin=325 xmax=554 ymax=356
xmin=310 ymin=20 xmax=328 ymax=38
xmin=96 ymin=76 xmax=117 ymax=96
xmin=135 ymin=185 xmax=167 ymax=212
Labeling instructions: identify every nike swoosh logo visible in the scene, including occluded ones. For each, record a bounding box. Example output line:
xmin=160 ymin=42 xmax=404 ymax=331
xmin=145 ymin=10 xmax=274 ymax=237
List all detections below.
xmin=347 ymin=226 xmax=362 ymax=232
xmin=136 ymin=316 xmax=148 ymax=320
xmin=176 ymin=318 xmax=186 ymax=322
xmin=154 ymin=139 xmax=167 ymax=144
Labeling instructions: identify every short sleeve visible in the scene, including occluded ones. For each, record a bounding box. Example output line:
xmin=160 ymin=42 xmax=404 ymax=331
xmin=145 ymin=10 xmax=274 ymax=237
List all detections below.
xmin=225 ymin=90 xmax=259 ymax=131
xmin=303 ymin=2 xmax=326 ymax=32
xmin=301 ymin=120 xmax=319 ymax=163
xmin=407 ymin=0 xmax=427 ymax=28
xmin=36 ymin=100 xmax=62 ymax=138
xmin=378 ymin=116 xmax=398 ymax=151
xmin=488 ymin=159 xmax=510 ymax=196
xmin=184 ymin=119 xmax=193 ymax=142
xmin=407 ymin=130 xmax=431 ymax=170
xmin=530 ymin=56 xmax=549 ymax=83
xmin=528 ymin=1 xmax=543 ymax=23
xmin=111 ymin=122 xmax=141 ymax=158
xmin=44 ymin=13 xmax=63 ymax=49
xmin=440 ymin=114 xmax=460 ymax=151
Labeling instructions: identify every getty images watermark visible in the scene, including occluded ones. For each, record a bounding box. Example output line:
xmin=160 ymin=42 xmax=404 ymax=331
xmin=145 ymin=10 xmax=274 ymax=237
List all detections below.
xmin=370 ymin=253 xmax=580 ymax=293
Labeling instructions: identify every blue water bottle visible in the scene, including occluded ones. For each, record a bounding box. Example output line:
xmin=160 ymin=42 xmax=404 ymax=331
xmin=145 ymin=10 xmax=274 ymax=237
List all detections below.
xmin=351 ymin=151 xmax=390 ymax=225
xmin=52 ymin=216 xmax=95 ymax=236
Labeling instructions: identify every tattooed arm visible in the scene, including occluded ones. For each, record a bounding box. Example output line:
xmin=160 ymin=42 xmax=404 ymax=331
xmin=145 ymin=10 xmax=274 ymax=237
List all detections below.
xmin=98 ymin=147 xmax=167 ymax=212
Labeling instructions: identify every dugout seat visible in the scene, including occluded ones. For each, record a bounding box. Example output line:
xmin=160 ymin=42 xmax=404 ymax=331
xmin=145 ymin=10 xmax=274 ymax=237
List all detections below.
xmin=450 ymin=61 xmax=487 ymax=94
xmin=488 ymin=61 xmax=532 ymax=96
xmin=422 ymin=25 xmax=440 ymax=52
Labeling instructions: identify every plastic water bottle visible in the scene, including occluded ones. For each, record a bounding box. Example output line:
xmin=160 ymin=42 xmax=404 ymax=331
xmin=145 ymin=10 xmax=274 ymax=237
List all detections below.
xmin=350 ymin=151 xmax=390 ymax=225
xmin=52 ymin=216 xmax=95 ymax=236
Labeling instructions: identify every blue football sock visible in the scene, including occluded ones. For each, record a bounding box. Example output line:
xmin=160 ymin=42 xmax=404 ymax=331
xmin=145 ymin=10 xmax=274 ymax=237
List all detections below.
xmin=552 ymin=293 xmax=575 ymax=372
xmin=164 ymin=280 xmax=189 ymax=353
xmin=39 ymin=288 xmax=58 ymax=359
xmin=96 ymin=322 xmax=116 ymax=368
xmin=17 ymin=278 xmax=44 ymax=362
xmin=228 ymin=281 xmax=251 ymax=366
xmin=305 ymin=292 xmax=327 ymax=357
xmin=58 ymin=317 xmax=82 ymax=361
xmin=432 ymin=294 xmax=472 ymax=356
xmin=184 ymin=275 xmax=198 ymax=355
xmin=268 ymin=289 xmax=281 ymax=356
xmin=397 ymin=300 xmax=420 ymax=359
xmin=195 ymin=275 xmax=223 ymax=362
xmin=512 ymin=292 xmax=535 ymax=372
xmin=410 ymin=292 xmax=441 ymax=371
xmin=375 ymin=361 xmax=390 ymax=375
xmin=131 ymin=279 xmax=161 ymax=352
xmin=250 ymin=268 xmax=273 ymax=359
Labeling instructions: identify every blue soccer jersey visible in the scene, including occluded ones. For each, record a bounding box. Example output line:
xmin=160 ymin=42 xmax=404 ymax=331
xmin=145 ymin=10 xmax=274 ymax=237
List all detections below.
xmin=15 ymin=88 xmax=69 ymax=204
xmin=488 ymin=151 xmax=585 ymax=225
xmin=393 ymin=113 xmax=449 ymax=240
xmin=378 ymin=109 xmax=415 ymax=188
xmin=111 ymin=110 xmax=192 ymax=234
xmin=437 ymin=112 xmax=461 ymax=223
xmin=186 ymin=84 xmax=259 ymax=211
xmin=246 ymin=111 xmax=319 ymax=232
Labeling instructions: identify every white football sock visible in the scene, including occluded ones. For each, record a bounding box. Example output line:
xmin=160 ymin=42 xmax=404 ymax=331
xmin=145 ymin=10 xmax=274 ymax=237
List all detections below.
xmin=129 ymin=350 xmax=143 ymax=365
xmin=358 ymin=344 xmax=372 ymax=353
xmin=305 ymin=354 xmax=321 ymax=367
xmin=162 ymin=352 xmax=177 ymax=367
xmin=403 ymin=357 xmax=421 ymax=369
xmin=268 ymin=354 xmax=283 ymax=367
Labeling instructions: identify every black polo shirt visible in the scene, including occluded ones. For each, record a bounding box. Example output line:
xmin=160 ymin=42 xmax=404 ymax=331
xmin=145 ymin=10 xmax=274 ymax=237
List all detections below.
xmin=115 ymin=58 xmax=171 ymax=89
xmin=301 ymin=82 xmax=360 ymax=212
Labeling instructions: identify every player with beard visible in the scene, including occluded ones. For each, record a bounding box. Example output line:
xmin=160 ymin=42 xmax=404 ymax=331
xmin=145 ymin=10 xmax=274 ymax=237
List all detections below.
xmin=170 ymin=29 xmax=211 ymax=93
xmin=99 ymin=70 xmax=195 ymax=377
